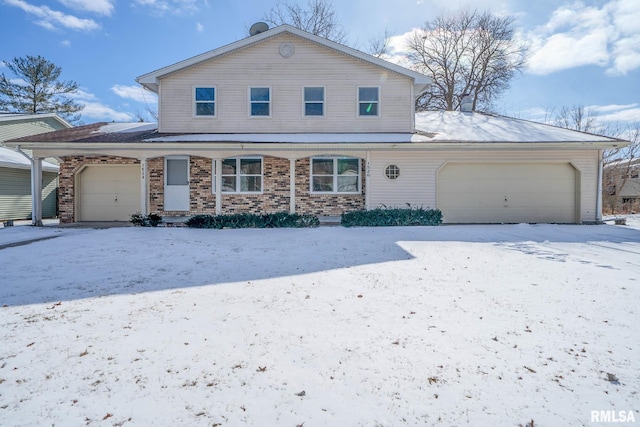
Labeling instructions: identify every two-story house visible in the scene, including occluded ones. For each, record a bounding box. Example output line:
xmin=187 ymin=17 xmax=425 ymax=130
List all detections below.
xmin=6 ymin=24 xmax=627 ymax=224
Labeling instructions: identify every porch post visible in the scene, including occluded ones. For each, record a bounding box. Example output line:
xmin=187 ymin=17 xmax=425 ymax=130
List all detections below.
xmin=140 ymin=158 xmax=148 ymax=215
xmin=32 ymin=157 xmax=43 ymax=226
xmin=365 ymin=151 xmax=371 ymax=211
xmin=215 ymin=158 xmax=222 ymax=215
xmin=289 ymin=159 xmax=296 ymax=214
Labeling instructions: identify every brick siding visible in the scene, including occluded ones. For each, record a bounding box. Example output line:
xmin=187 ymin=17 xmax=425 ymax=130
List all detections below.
xmin=58 ymin=156 xmax=140 ymax=223
xmin=61 ymin=154 xmax=366 ymax=222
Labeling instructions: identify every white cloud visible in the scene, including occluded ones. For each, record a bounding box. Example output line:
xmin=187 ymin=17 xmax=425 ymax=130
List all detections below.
xmin=526 ymin=0 xmax=640 ymax=75
xmin=111 ymin=84 xmax=158 ymax=104
xmin=375 ymin=29 xmax=421 ymax=69
xmin=5 ymin=0 xmax=100 ymax=31
xmin=588 ymin=103 xmax=640 ymax=123
xmin=58 ymin=0 xmax=115 ymax=16
xmin=60 ymin=40 xmax=71 ymax=47
xmin=133 ymin=0 xmax=203 ymax=15
xmin=69 ymin=89 xmax=98 ymax=102
xmin=196 ymin=22 xmax=203 ymax=32
xmin=527 ymin=30 xmax=610 ymax=74
xmin=81 ymin=102 xmax=134 ymax=122
xmin=67 ymin=88 xmax=134 ymax=122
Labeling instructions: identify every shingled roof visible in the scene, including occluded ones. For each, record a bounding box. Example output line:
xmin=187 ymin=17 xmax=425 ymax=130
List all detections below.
xmin=8 ymin=122 xmax=159 ymax=144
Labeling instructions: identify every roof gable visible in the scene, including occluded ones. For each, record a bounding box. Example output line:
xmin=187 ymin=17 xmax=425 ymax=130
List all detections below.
xmin=0 ymin=113 xmax=71 ymax=128
xmin=136 ymin=24 xmax=430 ymax=95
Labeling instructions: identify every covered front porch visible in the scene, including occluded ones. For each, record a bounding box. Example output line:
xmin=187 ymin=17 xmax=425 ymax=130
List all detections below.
xmin=56 ymin=153 xmax=368 ymax=223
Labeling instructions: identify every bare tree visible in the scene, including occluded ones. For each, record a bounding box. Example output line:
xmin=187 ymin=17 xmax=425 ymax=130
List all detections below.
xmin=263 ymin=0 xmax=347 ymax=43
xmin=602 ymin=125 xmax=640 ymax=213
xmin=550 ymin=105 xmax=640 ymax=214
xmin=553 ymin=105 xmax=603 ymax=134
xmin=406 ymin=10 xmax=528 ymax=112
xmin=367 ymin=27 xmax=393 ymax=58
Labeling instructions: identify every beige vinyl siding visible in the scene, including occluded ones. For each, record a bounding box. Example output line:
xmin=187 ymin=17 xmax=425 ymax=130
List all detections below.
xmin=42 ymin=172 xmax=58 ymax=218
xmin=0 ymin=168 xmax=57 ymax=220
xmin=368 ymin=149 xmax=599 ymax=223
xmin=159 ymin=33 xmax=414 ymax=133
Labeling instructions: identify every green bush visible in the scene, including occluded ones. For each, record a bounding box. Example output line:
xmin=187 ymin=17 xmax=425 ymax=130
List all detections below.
xmin=341 ymin=206 xmax=442 ymax=227
xmin=130 ymin=212 xmax=163 ymax=227
xmin=185 ymin=212 xmax=319 ymax=229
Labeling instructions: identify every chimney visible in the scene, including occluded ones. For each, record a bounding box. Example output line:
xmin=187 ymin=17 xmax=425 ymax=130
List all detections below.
xmin=460 ymin=95 xmax=473 ymax=113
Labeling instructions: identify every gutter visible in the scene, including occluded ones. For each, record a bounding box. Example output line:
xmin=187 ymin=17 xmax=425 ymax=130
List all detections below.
xmin=5 ymin=140 xmax=629 ymax=152
xmin=15 ymin=144 xmax=34 ymax=166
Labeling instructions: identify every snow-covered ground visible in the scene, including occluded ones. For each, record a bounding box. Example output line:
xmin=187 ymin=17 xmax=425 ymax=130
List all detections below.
xmin=1 ymin=222 xmax=639 ymax=426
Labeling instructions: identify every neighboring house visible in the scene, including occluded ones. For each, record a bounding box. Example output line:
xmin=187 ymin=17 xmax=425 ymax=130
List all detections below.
xmin=6 ymin=25 xmax=628 ymax=224
xmin=604 ymin=158 xmax=640 ymax=213
xmin=0 ymin=113 xmax=72 ymax=221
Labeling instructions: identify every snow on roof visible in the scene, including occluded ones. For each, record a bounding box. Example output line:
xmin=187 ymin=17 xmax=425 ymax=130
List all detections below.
xmin=145 ymin=133 xmax=429 ymax=143
xmin=5 ymin=113 xmax=626 ymax=148
xmin=94 ymin=122 xmax=158 ymax=134
xmin=0 ymin=146 xmax=59 ymax=172
xmin=415 ymin=111 xmax=621 ymax=143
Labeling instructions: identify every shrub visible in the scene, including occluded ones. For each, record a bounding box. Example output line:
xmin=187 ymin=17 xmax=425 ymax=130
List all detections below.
xmin=341 ymin=206 xmax=442 ymax=227
xmin=146 ymin=213 xmax=162 ymax=227
xmin=130 ymin=212 xmax=163 ymax=227
xmin=185 ymin=212 xmax=319 ymax=229
xmin=130 ymin=213 xmax=145 ymax=226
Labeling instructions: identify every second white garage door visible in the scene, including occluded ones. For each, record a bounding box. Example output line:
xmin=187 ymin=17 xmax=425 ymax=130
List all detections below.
xmin=77 ymin=165 xmax=141 ymax=221
xmin=437 ymin=162 xmax=577 ymax=224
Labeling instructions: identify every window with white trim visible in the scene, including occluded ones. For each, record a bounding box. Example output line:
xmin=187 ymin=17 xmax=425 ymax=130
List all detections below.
xmin=194 ymin=87 xmax=215 ymax=116
xmin=358 ymin=86 xmax=379 ymax=117
xmin=304 ymin=86 xmax=324 ymax=116
xmin=221 ymin=157 xmax=263 ymax=193
xmin=311 ymin=157 xmax=360 ymax=193
xmin=249 ymin=87 xmax=270 ymax=117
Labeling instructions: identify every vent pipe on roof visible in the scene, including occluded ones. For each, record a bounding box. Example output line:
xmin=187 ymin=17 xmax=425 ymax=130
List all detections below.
xmin=249 ymin=22 xmax=269 ymax=36
xmin=460 ymin=95 xmax=473 ymax=113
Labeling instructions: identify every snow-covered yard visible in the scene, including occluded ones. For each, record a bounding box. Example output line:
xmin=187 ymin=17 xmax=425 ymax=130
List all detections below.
xmin=1 ymin=221 xmax=639 ymax=426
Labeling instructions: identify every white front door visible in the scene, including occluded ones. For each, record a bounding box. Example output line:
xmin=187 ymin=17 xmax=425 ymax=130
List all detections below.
xmin=164 ymin=156 xmax=190 ymax=211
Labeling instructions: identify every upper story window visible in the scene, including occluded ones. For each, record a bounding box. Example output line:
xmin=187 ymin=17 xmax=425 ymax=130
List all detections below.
xmin=194 ymin=87 xmax=215 ymax=116
xmin=311 ymin=157 xmax=360 ymax=193
xmin=358 ymin=86 xmax=379 ymax=117
xmin=249 ymin=87 xmax=270 ymax=117
xmin=221 ymin=157 xmax=263 ymax=193
xmin=304 ymin=87 xmax=325 ymax=116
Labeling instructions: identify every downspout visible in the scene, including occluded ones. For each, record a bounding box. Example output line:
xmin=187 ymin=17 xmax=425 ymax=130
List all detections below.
xmin=15 ymin=146 xmax=43 ymax=226
xmin=596 ymin=150 xmax=603 ymax=224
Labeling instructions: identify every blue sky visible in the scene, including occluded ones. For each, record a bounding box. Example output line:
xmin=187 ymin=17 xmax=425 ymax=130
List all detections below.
xmin=1 ymin=0 xmax=639 ymax=126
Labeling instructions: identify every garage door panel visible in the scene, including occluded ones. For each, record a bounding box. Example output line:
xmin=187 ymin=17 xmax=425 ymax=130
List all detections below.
xmin=78 ymin=165 xmax=141 ymax=221
xmin=438 ymin=163 xmax=576 ymax=224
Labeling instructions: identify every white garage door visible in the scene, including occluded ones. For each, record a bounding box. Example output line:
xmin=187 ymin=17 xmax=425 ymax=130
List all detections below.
xmin=437 ymin=163 xmax=577 ymax=224
xmin=78 ymin=165 xmax=141 ymax=221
